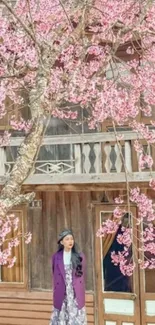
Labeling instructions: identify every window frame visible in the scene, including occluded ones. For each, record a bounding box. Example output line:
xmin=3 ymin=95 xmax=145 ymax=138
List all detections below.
xmin=0 ymin=205 xmax=28 ymax=290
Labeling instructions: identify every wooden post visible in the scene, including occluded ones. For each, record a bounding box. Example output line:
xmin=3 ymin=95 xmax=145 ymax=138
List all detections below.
xmin=94 ymin=143 xmax=102 ymax=173
xmin=74 ymin=144 xmax=82 ymax=174
xmin=104 ymin=144 xmax=112 ymax=173
xmin=114 ymin=143 xmax=122 ymax=172
xmin=83 ymin=144 xmax=91 ymax=173
xmin=125 ymin=140 xmax=132 ymax=172
xmin=0 ymin=147 xmax=6 ymax=176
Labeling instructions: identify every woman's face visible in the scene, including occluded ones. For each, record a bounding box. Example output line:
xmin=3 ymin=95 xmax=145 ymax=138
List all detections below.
xmin=61 ymin=234 xmax=74 ymax=251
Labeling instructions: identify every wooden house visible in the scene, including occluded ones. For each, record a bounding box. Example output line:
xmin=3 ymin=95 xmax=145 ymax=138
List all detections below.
xmin=0 ymin=4 xmax=155 ymax=324
xmin=0 ymin=103 xmax=155 ymax=325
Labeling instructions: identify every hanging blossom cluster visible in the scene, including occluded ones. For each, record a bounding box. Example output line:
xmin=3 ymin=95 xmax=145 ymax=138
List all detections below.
xmin=133 ymin=139 xmax=154 ymax=170
xmin=97 ymin=187 xmax=155 ymax=275
xmin=0 ymin=0 xmax=155 ymax=130
xmin=10 ymin=116 xmax=33 ymax=133
xmin=0 ymin=131 xmax=11 ymax=147
xmin=97 ymin=206 xmax=135 ymax=276
xmin=130 ymin=188 xmax=155 ymax=269
xmin=110 ymin=224 xmax=135 ymax=276
xmin=0 ymin=202 xmax=32 ymax=268
xmin=130 ymin=187 xmax=155 ymax=223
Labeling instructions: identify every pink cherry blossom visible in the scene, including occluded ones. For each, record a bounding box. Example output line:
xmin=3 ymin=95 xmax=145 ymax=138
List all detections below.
xmin=9 ymin=237 xmax=20 ymax=248
xmin=0 ymin=131 xmax=11 ymax=147
xmin=25 ymin=232 xmax=32 ymax=244
xmin=0 ymin=210 xmax=31 ymax=268
xmin=111 ymin=251 xmax=136 ymax=276
xmin=114 ymin=196 xmax=124 ymax=204
xmin=97 ymin=219 xmax=119 ymax=237
xmin=149 ymin=179 xmax=155 ymax=190
xmin=113 ymin=207 xmax=126 ymax=219
xmin=133 ymin=140 xmax=143 ymax=154
xmin=138 ymin=260 xmax=149 ymax=270
xmin=117 ymin=228 xmax=132 ymax=248
xmin=139 ymin=154 xmax=153 ymax=169
xmin=7 ymin=257 xmax=17 ymax=268
xmin=10 ymin=116 xmax=32 ymax=133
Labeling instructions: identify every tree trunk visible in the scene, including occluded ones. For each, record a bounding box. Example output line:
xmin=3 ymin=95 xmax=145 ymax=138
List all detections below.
xmin=0 ymin=46 xmax=50 ymax=212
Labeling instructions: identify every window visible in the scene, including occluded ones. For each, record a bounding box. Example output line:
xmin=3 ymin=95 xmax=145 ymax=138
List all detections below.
xmin=101 ymin=211 xmax=133 ymax=293
xmin=0 ymin=89 xmax=31 ymax=135
xmin=45 ymin=106 xmax=99 ymax=136
xmin=143 ymin=221 xmax=155 ymax=293
xmin=0 ymin=207 xmax=27 ymax=288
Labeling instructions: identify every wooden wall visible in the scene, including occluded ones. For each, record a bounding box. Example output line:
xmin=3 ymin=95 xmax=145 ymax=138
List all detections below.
xmin=1 ymin=187 xmax=155 ymax=325
xmin=28 ymin=191 xmax=97 ymax=291
xmin=0 ymin=190 xmax=98 ymax=324
xmin=0 ymin=291 xmax=95 ymax=325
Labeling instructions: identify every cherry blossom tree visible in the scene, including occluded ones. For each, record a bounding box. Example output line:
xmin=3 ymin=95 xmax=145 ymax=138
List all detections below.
xmin=1 ymin=0 xmax=155 ymax=272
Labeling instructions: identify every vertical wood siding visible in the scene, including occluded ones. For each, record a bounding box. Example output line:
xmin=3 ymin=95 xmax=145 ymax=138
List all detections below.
xmin=28 ymin=191 xmax=95 ymax=291
xmin=0 ymin=292 xmax=95 ymax=324
xmin=0 ymin=190 xmax=99 ymax=324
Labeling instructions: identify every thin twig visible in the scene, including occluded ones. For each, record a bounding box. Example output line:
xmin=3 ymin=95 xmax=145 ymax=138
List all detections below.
xmin=0 ymin=0 xmax=40 ymax=46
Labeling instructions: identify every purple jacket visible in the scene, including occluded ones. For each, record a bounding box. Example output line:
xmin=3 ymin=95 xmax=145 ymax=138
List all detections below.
xmin=51 ymin=250 xmax=86 ymax=310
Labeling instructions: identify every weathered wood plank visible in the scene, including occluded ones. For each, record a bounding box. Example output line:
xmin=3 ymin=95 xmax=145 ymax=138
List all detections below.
xmin=27 ymin=191 xmax=94 ymax=291
xmin=114 ymin=143 xmax=122 ymax=172
xmin=0 ymin=290 xmax=94 ymax=301
xmin=21 ymin=183 xmax=153 ymax=191
xmin=0 ymin=148 xmax=6 ymax=176
xmin=0 ymin=318 xmax=49 ymax=325
xmin=83 ymin=144 xmax=91 ymax=173
xmin=42 ymin=192 xmax=56 ymax=289
xmin=17 ymin=171 xmax=155 ymax=185
xmin=0 ymin=303 xmax=94 ymax=313
xmin=74 ymin=144 xmax=82 ymax=173
xmin=94 ymin=143 xmax=102 ymax=173
xmin=0 ymin=317 xmax=94 ymax=325
xmin=70 ymin=192 xmax=82 ymax=247
xmin=0 ymin=293 xmax=95 ymax=325
xmin=125 ymin=140 xmax=132 ymax=172
xmin=79 ymin=192 xmax=94 ymax=290
xmin=9 ymin=131 xmax=145 ymax=146
xmin=0 ymin=310 xmax=50 ymax=319
xmin=1 ymin=171 xmax=154 ymax=185
xmin=29 ymin=199 xmax=45 ymax=289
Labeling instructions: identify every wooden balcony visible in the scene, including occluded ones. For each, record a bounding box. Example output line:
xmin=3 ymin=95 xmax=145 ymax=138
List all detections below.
xmin=0 ymin=131 xmax=154 ymax=185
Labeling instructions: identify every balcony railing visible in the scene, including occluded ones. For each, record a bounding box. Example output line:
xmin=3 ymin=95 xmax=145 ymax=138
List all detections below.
xmin=0 ymin=132 xmax=154 ymax=185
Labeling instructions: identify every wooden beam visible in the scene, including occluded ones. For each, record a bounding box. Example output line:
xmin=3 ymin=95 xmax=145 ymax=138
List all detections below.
xmin=22 ymin=171 xmax=154 ymax=184
xmin=0 ymin=148 xmax=6 ymax=176
xmin=21 ymin=182 xmax=150 ymax=192
xmin=0 ymin=290 xmax=94 ymax=300
xmin=0 ymin=171 xmax=154 ymax=186
xmin=9 ymin=131 xmax=143 ymax=146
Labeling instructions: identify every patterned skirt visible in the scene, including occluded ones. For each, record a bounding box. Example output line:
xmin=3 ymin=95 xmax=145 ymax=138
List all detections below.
xmin=49 ymin=264 xmax=87 ymax=325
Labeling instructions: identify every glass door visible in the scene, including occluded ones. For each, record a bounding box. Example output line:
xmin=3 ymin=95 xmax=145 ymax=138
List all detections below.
xmin=95 ymin=205 xmax=141 ymax=325
xmin=139 ymin=220 xmax=155 ymax=325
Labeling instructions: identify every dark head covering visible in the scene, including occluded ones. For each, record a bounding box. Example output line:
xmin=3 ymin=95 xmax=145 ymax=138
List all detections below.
xmin=57 ymin=229 xmax=83 ymax=277
xmin=57 ymin=229 xmax=73 ymax=244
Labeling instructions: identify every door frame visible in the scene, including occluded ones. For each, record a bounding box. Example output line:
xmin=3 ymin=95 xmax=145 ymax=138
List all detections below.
xmin=94 ymin=203 xmax=141 ymax=325
xmin=139 ymin=232 xmax=155 ymax=325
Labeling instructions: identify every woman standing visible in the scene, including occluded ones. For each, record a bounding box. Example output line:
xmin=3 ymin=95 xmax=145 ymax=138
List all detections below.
xmin=50 ymin=229 xmax=87 ymax=325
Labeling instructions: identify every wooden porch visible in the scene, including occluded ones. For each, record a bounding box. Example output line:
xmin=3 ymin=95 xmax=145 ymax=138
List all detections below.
xmin=0 ymin=131 xmax=154 ymax=185
xmin=1 ymin=189 xmax=155 ymax=325
xmin=0 ymin=292 xmax=94 ymax=325
xmin=0 ymin=131 xmax=155 ymax=325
